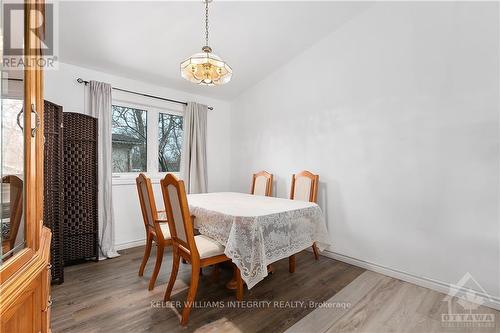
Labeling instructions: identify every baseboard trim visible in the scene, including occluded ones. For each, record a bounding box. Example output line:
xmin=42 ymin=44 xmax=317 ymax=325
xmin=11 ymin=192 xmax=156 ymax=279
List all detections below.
xmin=322 ymin=250 xmax=500 ymax=311
xmin=115 ymin=238 xmax=146 ymax=251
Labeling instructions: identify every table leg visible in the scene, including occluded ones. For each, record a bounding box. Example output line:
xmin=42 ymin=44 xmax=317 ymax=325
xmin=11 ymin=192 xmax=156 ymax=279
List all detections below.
xmin=226 ymin=267 xmax=238 ymax=290
xmin=226 ymin=264 xmax=273 ymax=290
xmin=235 ymin=266 xmax=244 ymax=301
xmin=289 ymin=255 xmax=296 ymax=273
xmin=212 ymin=264 xmax=220 ymax=282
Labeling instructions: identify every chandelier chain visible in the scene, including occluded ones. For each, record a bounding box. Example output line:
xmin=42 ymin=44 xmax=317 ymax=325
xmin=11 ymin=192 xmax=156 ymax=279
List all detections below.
xmin=205 ymin=0 xmax=209 ymax=46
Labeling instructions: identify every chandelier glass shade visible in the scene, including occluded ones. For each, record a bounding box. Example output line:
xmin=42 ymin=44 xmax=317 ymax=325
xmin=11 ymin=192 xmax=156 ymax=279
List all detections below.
xmin=180 ymin=46 xmax=232 ymax=85
xmin=180 ymin=0 xmax=232 ymax=86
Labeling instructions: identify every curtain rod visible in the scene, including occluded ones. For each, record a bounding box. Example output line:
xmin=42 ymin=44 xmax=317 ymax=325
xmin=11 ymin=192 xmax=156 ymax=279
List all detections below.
xmin=76 ymin=78 xmax=213 ymax=111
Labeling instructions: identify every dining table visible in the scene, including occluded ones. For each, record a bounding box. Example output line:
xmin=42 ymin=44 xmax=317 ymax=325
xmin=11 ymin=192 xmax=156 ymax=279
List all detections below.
xmin=187 ymin=192 xmax=331 ymax=289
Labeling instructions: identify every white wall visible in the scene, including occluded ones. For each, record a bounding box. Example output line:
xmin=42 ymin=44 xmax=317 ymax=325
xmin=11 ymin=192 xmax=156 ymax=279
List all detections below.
xmin=45 ymin=62 xmax=232 ymax=249
xmin=230 ymin=2 xmax=500 ymax=301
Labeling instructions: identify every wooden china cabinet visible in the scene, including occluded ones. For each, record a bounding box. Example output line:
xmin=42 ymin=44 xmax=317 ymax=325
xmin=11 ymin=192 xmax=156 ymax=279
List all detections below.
xmin=0 ymin=1 xmax=52 ymax=332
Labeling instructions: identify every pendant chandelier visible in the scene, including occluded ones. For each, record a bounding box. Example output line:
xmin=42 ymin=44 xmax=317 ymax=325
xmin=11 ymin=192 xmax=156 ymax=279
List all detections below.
xmin=180 ymin=0 xmax=232 ymax=86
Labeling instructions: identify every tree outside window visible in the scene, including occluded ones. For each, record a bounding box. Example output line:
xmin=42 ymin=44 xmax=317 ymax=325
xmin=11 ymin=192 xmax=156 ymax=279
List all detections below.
xmin=111 ymin=105 xmax=147 ymax=173
xmin=158 ymin=113 xmax=183 ymax=172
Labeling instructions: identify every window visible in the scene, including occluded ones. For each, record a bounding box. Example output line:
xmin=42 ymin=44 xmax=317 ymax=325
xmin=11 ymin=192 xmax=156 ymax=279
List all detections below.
xmin=112 ymin=105 xmax=147 ymax=173
xmin=111 ymin=101 xmax=183 ymax=179
xmin=158 ymin=113 xmax=183 ymax=172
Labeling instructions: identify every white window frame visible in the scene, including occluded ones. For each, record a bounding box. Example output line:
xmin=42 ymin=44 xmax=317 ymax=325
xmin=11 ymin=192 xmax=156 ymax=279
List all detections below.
xmin=111 ymin=98 xmax=183 ymax=185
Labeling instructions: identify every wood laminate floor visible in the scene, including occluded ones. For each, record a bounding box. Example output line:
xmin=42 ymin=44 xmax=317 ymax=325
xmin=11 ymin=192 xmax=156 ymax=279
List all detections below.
xmin=52 ymin=246 xmax=499 ymax=333
xmin=51 ymin=246 xmax=365 ymax=332
xmin=288 ymin=270 xmax=500 ymax=333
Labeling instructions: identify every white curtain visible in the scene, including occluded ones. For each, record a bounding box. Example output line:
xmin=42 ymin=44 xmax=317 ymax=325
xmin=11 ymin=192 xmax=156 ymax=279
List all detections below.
xmin=180 ymin=102 xmax=208 ymax=194
xmin=89 ymin=81 xmax=120 ymax=259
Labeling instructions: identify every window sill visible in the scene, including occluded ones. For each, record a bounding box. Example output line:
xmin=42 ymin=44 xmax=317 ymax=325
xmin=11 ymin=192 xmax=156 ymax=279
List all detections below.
xmin=112 ymin=173 xmax=180 ymax=186
xmin=112 ymin=177 xmax=138 ymax=186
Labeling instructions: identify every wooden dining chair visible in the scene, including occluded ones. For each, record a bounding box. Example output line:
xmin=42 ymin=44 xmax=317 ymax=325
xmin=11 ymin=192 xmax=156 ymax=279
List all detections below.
xmin=160 ymin=173 xmax=243 ymax=326
xmin=251 ymin=171 xmax=273 ymax=196
xmin=136 ymin=173 xmax=172 ymax=290
xmin=1 ymin=176 xmax=23 ymax=254
xmin=288 ymin=170 xmax=320 ymax=272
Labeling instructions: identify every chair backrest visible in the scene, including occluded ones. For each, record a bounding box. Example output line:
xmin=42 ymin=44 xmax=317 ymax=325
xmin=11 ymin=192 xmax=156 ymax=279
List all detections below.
xmin=160 ymin=174 xmax=198 ymax=258
xmin=2 ymin=175 xmax=23 ymax=249
xmin=251 ymin=171 xmax=273 ymax=197
xmin=290 ymin=170 xmax=319 ymax=203
xmin=136 ymin=173 xmax=159 ymax=231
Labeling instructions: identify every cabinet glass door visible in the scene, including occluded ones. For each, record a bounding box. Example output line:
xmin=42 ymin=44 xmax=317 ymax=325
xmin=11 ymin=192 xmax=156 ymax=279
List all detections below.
xmin=1 ymin=2 xmax=26 ymax=263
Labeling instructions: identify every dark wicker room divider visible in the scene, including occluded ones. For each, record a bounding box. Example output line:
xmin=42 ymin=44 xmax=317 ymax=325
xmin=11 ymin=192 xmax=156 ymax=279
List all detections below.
xmin=43 ymin=100 xmax=64 ymax=284
xmin=62 ymin=112 xmax=99 ymax=265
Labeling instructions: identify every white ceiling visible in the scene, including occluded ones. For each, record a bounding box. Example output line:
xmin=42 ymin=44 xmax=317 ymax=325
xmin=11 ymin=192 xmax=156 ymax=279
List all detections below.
xmin=59 ymin=1 xmax=369 ymax=100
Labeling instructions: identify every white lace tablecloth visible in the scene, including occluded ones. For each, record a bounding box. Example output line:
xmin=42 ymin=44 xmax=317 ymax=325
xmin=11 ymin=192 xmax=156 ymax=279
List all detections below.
xmin=187 ymin=192 xmax=330 ymax=289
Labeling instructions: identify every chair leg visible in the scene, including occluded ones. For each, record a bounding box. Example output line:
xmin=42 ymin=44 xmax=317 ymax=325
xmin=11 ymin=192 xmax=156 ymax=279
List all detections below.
xmin=312 ymin=242 xmax=320 ymax=260
xmin=289 ymin=255 xmax=296 ymax=273
xmin=235 ymin=266 xmax=244 ymax=301
xmin=181 ymin=262 xmax=200 ymax=326
xmin=164 ymin=248 xmax=180 ymax=302
xmin=138 ymin=234 xmax=152 ymax=276
xmin=148 ymin=244 xmax=164 ymax=291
